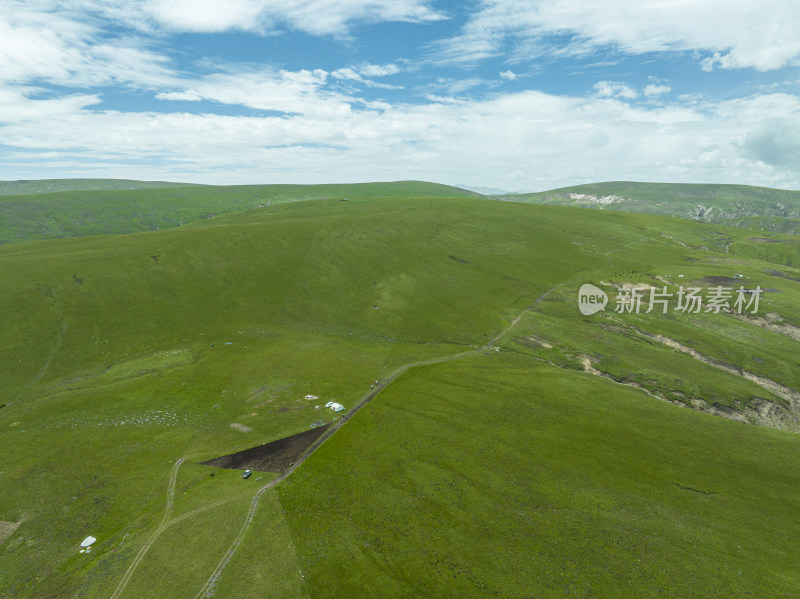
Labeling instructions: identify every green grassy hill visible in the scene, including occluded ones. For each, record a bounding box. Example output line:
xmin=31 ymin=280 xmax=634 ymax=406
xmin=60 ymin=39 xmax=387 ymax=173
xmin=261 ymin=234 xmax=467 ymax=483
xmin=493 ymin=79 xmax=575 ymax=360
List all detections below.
xmin=501 ymin=181 xmax=800 ymax=234
xmin=718 ymin=215 xmax=800 ymax=235
xmin=0 ymin=180 xmax=478 ymax=245
xmin=1 ymin=191 xmax=799 ymax=597
xmin=0 ymin=179 xmax=201 ymax=195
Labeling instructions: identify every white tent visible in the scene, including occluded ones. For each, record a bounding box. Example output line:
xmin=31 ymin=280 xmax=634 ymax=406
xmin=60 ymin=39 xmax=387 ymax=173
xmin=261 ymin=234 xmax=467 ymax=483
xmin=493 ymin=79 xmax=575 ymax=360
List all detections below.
xmin=80 ymin=536 xmax=96 ymax=548
xmin=329 ymin=403 xmax=344 ymax=412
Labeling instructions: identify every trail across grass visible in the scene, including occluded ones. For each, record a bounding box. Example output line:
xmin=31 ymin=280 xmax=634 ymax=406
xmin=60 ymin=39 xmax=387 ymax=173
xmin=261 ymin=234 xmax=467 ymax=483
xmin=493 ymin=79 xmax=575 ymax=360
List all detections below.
xmin=111 ymin=457 xmax=257 ymax=599
xmin=2 ymin=193 xmax=800 ymax=597
xmin=110 ymin=458 xmax=184 ymax=599
xmin=129 ymin=284 xmax=558 ymax=598
xmin=193 ymin=349 xmax=484 ymax=597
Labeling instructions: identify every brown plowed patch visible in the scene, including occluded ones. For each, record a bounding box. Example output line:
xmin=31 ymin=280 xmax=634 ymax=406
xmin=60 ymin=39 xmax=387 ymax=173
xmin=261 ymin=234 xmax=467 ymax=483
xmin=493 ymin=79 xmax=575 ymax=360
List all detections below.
xmin=201 ymin=424 xmax=331 ymax=474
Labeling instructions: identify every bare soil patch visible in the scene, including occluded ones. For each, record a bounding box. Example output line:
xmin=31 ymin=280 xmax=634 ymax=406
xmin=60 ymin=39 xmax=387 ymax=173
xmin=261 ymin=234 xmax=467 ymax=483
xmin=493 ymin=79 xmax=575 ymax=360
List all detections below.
xmin=700 ymin=276 xmax=740 ymax=286
xmin=732 ymin=312 xmax=800 ymax=341
xmin=229 ymin=422 xmax=252 ymax=433
xmin=518 ymin=335 xmax=552 ymax=349
xmin=201 ymin=424 xmax=331 ymax=473
xmin=767 ymin=270 xmax=800 ymax=282
xmin=0 ymin=520 xmax=20 ymax=545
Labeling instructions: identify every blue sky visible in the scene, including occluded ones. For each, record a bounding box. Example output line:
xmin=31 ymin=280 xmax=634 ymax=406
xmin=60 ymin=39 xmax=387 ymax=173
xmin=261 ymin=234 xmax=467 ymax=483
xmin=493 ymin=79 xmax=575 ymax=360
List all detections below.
xmin=1 ymin=0 xmax=799 ymax=191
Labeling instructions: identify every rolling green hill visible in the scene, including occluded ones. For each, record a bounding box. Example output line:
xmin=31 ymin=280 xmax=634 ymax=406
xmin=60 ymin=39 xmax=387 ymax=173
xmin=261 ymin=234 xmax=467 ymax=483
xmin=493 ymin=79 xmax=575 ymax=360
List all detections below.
xmin=0 ymin=179 xmax=201 ymax=195
xmin=1 ymin=191 xmax=799 ymax=598
xmin=500 ymin=181 xmax=800 ymax=234
xmin=0 ymin=180 xmax=478 ymax=245
xmin=718 ymin=215 xmax=800 ymax=235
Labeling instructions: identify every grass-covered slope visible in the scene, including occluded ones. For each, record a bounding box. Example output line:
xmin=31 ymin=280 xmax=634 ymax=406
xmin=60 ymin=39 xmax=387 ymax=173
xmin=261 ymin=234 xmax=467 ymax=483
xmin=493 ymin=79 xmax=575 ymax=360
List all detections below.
xmin=501 ymin=181 xmax=800 ymax=233
xmin=279 ymin=354 xmax=800 ymax=598
xmin=0 ymin=180 xmax=478 ymax=245
xmin=1 ymin=194 xmax=799 ymax=598
xmin=0 ymin=178 xmax=201 ymax=195
xmin=719 ymin=215 xmax=800 ymax=235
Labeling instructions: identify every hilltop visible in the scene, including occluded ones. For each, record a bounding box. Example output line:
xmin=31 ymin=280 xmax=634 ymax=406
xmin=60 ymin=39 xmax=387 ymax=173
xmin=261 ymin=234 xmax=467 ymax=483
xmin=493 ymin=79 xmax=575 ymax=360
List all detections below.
xmin=0 ymin=180 xmax=478 ymax=245
xmin=500 ymin=181 xmax=800 ymax=234
xmin=0 ymin=179 xmax=201 ymax=195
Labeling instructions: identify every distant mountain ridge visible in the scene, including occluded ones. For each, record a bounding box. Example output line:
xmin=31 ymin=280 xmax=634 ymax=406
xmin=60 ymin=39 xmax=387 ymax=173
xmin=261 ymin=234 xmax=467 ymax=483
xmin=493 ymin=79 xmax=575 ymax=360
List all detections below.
xmin=499 ymin=181 xmax=800 ymax=234
xmin=0 ymin=178 xmax=201 ymax=195
xmin=5 ymin=178 xmax=800 ymax=244
xmin=0 ymin=180 xmax=479 ymax=244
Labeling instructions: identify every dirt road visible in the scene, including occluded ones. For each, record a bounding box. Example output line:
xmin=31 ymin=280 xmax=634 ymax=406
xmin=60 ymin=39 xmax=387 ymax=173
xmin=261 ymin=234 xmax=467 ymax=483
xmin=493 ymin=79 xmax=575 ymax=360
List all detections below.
xmin=115 ymin=288 xmax=555 ymax=598
xmin=110 ymin=457 xmax=184 ymax=599
xmin=193 ymin=289 xmax=557 ymax=597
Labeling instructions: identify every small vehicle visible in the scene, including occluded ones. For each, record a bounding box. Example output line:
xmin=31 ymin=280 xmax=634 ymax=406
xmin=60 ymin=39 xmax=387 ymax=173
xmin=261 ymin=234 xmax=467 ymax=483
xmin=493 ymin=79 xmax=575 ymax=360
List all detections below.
xmin=242 ymin=469 xmax=252 ymax=479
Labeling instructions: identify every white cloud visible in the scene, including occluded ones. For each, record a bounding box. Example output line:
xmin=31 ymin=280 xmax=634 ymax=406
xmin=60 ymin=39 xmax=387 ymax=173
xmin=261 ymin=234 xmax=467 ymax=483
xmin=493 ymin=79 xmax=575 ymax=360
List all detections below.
xmin=331 ymin=68 xmax=362 ymax=81
xmin=154 ymin=90 xmax=203 ymax=102
xmin=64 ymin=0 xmax=445 ymax=36
xmin=500 ymin=70 xmax=517 ymax=81
xmin=330 ymin=64 xmax=403 ymax=89
xmin=5 ymin=76 xmax=800 ymax=190
xmin=594 ymin=81 xmax=638 ymax=99
xmin=359 ymin=63 xmax=401 ymax=77
xmin=434 ymin=0 xmax=800 ymax=71
xmin=644 ymin=84 xmax=671 ymax=97
xmin=740 ymin=117 xmax=800 ymax=171
xmin=0 ymin=87 xmax=102 ymax=123
xmin=0 ymin=1 xmax=176 ymax=88
xmin=0 ymin=0 xmax=436 ymax=99
xmin=330 ymin=67 xmax=375 ymax=83
xmin=157 ymin=66 xmax=405 ymax=111
xmin=154 ymin=68 xmax=355 ymax=116
xmin=2 ymin=0 xmax=800 ymax=192
xmin=143 ymin=0 xmax=275 ymax=33
xmin=425 ymin=77 xmax=487 ymax=97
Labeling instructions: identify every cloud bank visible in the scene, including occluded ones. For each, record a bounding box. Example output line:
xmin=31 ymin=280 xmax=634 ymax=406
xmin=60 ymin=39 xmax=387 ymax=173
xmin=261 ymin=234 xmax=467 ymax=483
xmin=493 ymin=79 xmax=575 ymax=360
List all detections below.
xmin=1 ymin=0 xmax=799 ymax=191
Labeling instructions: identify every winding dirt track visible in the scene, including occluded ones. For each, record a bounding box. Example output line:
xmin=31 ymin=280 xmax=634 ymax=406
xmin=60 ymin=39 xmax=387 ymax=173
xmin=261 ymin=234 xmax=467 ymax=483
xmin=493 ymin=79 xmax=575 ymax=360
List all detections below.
xmin=114 ymin=289 xmax=554 ymax=599
xmin=110 ymin=459 xmax=263 ymax=598
xmin=123 ymin=236 xmax=665 ymax=596
xmin=110 ymin=457 xmax=184 ymax=599
xmin=191 ymin=349 xmax=486 ymax=598
xmin=193 ymin=289 xmax=558 ymax=598
xmin=13 ymin=289 xmax=64 ymax=404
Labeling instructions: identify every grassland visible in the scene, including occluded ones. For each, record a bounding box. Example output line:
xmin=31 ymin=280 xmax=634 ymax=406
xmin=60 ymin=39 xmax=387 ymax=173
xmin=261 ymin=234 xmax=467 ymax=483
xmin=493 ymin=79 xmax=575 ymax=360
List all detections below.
xmin=279 ymin=354 xmax=800 ymax=598
xmin=0 ymin=179 xmax=201 ymax=196
xmin=719 ymin=216 xmax=800 ymax=236
xmin=1 ymin=186 xmax=799 ymax=597
xmin=500 ymin=181 xmax=800 ymax=235
xmin=0 ymin=180 xmax=477 ymax=244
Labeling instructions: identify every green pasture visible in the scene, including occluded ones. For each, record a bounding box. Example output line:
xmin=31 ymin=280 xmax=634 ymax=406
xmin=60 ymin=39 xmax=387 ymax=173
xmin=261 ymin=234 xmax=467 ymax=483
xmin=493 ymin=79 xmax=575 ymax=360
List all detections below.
xmin=0 ymin=187 xmax=798 ymax=597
